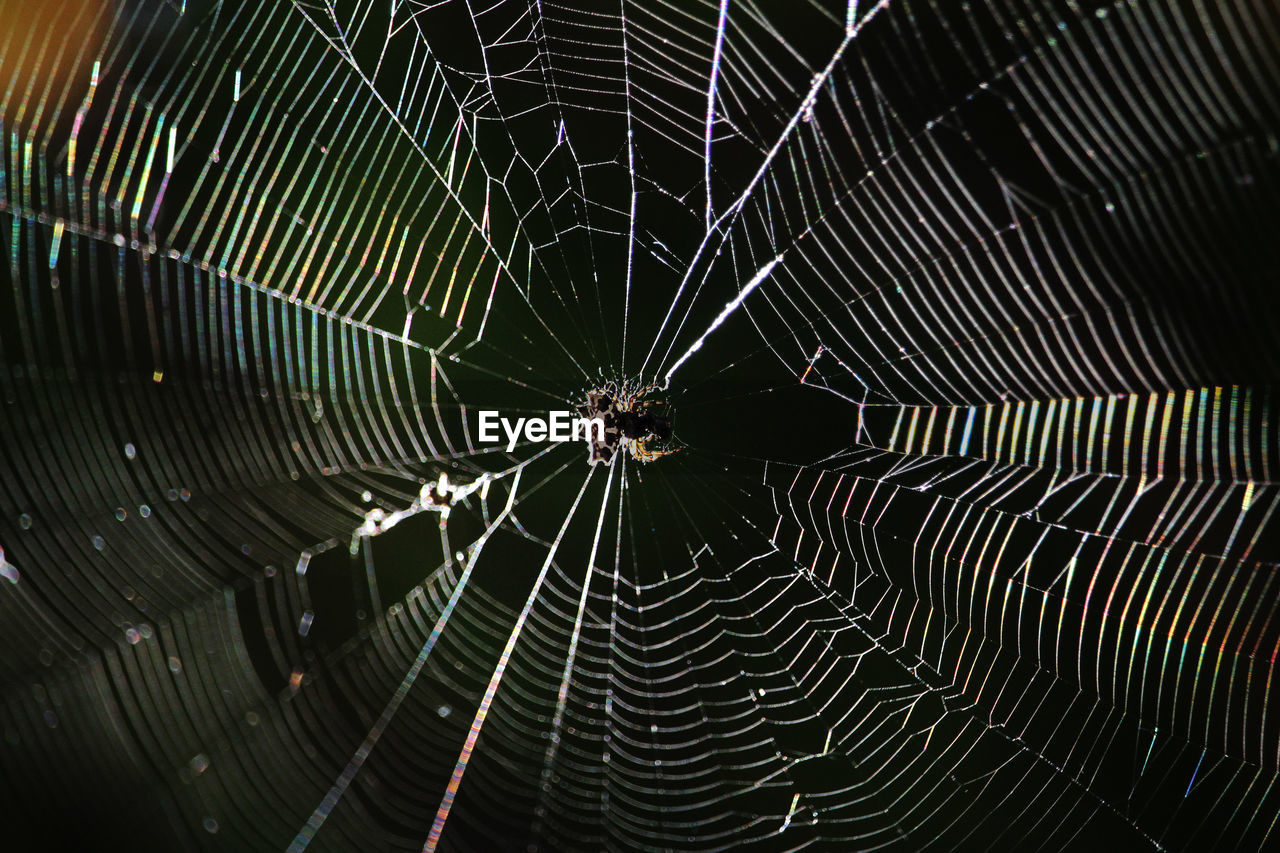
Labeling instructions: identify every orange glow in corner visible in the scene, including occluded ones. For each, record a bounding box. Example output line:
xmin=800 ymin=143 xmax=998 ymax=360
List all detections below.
xmin=0 ymin=0 xmax=116 ymax=132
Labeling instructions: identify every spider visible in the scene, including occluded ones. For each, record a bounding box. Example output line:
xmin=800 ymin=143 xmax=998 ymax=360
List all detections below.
xmin=575 ymin=382 xmax=678 ymax=465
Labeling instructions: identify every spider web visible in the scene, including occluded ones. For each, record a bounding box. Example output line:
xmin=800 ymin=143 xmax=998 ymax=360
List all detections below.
xmin=2 ymin=0 xmax=1279 ymax=850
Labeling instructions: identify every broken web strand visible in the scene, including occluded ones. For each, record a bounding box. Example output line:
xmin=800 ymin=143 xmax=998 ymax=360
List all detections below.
xmin=288 ymin=466 xmax=522 ymax=853
xmin=289 ymin=437 xmax=595 ymax=851
xmin=424 ymin=464 xmax=600 ymax=852
xmin=286 ymin=430 xmax=577 ymax=851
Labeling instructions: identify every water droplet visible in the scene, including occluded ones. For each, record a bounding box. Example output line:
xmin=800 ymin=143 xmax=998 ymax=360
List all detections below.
xmin=123 ymin=443 xmax=137 ymax=459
